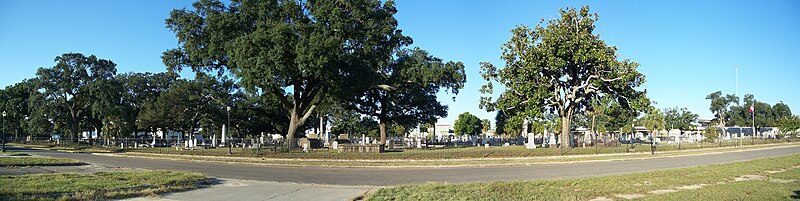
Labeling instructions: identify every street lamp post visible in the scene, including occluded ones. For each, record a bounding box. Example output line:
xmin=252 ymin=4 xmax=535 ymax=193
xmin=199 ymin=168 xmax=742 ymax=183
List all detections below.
xmin=2 ymin=111 xmax=6 ymax=152
xmin=227 ymin=106 xmax=232 ymax=155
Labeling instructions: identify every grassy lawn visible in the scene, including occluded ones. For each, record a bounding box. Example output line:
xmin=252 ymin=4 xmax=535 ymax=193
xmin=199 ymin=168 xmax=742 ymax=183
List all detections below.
xmin=367 ymin=154 xmax=800 ymax=200
xmin=115 ymin=143 xmax=797 ymax=167
xmin=123 ymin=139 xmax=791 ymax=160
xmin=0 ymin=171 xmax=208 ymax=200
xmin=0 ymin=157 xmax=83 ymax=167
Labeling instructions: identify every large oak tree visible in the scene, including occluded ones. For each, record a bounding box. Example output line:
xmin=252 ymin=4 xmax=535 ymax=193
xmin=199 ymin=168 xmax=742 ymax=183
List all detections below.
xmin=164 ymin=0 xmax=407 ymax=148
xmin=344 ymin=48 xmax=465 ymax=145
xmin=479 ymin=6 xmax=649 ymax=148
xmin=34 ymin=53 xmax=117 ymax=141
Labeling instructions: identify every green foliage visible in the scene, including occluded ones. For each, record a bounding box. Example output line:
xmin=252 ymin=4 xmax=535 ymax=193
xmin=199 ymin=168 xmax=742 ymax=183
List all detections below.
xmin=138 ymin=73 xmax=236 ymax=136
xmin=479 ymin=6 xmax=649 ymax=147
xmin=663 ymin=107 xmax=698 ymax=131
xmin=727 ymin=94 xmax=790 ymax=133
xmin=705 ymin=91 xmax=737 ymax=127
xmin=777 ymin=116 xmax=800 ymax=137
xmin=116 ymin=72 xmax=177 ymax=132
xmin=164 ymin=0 xmax=416 ymax=147
xmin=494 ymin=110 xmax=507 ymax=135
xmin=454 ymin=112 xmax=482 ymax=135
xmin=619 ymin=122 xmax=635 ymax=134
xmin=344 ymin=48 xmax=466 ymax=144
xmin=0 ymin=157 xmax=82 ymax=167
xmin=772 ymin=102 xmax=792 ymax=120
xmin=0 ymin=80 xmax=34 ymax=137
xmin=703 ymin=126 xmax=719 ymax=142
xmin=34 ymin=53 xmax=117 ymax=139
xmin=481 ymin=119 xmax=491 ymax=133
xmin=0 ymin=171 xmax=207 ymax=200
xmin=641 ymin=108 xmax=666 ymax=135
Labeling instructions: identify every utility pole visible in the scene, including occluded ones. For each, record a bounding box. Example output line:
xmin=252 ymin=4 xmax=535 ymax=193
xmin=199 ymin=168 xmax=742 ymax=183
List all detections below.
xmin=227 ymin=106 xmax=232 ymax=155
xmin=2 ymin=111 xmax=6 ymax=152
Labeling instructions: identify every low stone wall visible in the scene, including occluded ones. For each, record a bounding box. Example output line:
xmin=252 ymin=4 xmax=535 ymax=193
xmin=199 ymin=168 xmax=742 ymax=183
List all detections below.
xmin=338 ymin=144 xmax=384 ymax=153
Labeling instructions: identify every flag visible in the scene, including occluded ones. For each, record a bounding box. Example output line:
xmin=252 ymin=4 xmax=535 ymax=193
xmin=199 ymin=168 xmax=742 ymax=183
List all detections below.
xmin=749 ymin=102 xmax=754 ymax=113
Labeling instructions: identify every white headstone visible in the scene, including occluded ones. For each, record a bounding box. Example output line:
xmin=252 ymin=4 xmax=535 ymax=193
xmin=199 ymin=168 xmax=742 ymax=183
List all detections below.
xmin=526 ymin=133 xmax=537 ymax=149
xmin=332 ymin=141 xmax=339 ymax=150
xmin=221 ymin=124 xmax=227 ymax=144
xmin=548 ymin=126 xmax=557 ymax=146
xmin=484 ymin=143 xmax=489 ymax=148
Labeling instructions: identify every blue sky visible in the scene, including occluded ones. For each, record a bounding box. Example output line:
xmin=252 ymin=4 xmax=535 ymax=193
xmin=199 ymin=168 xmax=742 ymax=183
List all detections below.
xmin=1 ymin=0 xmax=798 ymax=125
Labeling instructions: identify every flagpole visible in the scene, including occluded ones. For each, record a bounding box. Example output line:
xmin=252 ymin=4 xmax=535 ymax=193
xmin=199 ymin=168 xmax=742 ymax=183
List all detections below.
xmin=751 ymin=102 xmax=755 ymax=145
xmin=736 ymin=65 xmax=742 ymax=148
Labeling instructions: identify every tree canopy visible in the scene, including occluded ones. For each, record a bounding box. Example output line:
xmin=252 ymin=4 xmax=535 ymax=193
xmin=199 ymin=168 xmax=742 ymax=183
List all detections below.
xmin=479 ymin=6 xmax=649 ymax=147
xmin=663 ymin=107 xmax=698 ymax=131
xmin=344 ymin=48 xmax=465 ymax=145
xmin=164 ymin=0 xmax=413 ymax=148
xmin=34 ymin=53 xmax=117 ymax=140
xmin=454 ymin=112 xmax=482 ymax=136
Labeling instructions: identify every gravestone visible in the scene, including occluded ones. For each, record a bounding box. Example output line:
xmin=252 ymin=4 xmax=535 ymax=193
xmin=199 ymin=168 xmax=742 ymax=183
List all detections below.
xmin=526 ymin=133 xmax=537 ymax=149
xmin=331 ymin=141 xmax=339 ymax=150
xmin=548 ymin=128 xmax=557 ymax=147
xmin=361 ymin=134 xmax=366 ymax=145
xmin=298 ymin=138 xmax=310 ymax=150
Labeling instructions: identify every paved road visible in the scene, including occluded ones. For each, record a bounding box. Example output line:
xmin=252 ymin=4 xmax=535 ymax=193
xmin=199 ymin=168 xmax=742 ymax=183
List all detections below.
xmin=9 ymin=145 xmax=800 ymax=186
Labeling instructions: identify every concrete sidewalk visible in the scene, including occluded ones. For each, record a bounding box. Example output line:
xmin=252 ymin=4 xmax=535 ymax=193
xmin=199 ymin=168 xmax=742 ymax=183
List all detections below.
xmin=120 ymin=178 xmax=377 ymax=201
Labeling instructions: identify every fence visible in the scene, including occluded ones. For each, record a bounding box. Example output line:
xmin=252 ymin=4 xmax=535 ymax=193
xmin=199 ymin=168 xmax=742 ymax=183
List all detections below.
xmin=2 ymin=133 xmax=795 ymax=157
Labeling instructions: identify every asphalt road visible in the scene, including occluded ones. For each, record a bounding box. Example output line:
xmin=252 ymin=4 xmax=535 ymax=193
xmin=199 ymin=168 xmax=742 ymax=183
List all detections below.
xmin=9 ymin=145 xmax=800 ymax=186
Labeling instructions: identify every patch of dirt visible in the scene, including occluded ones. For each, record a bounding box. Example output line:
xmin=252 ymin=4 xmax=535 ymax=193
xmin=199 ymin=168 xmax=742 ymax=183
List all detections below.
xmin=678 ymin=184 xmax=708 ymax=190
xmin=222 ymin=180 xmax=249 ymax=187
xmin=614 ymin=194 xmax=645 ymax=199
xmin=588 ymin=197 xmax=613 ymax=201
xmin=734 ymin=175 xmax=765 ymax=181
xmin=648 ymin=189 xmax=677 ymax=195
xmin=765 ymin=169 xmax=786 ymax=174
xmin=769 ymin=178 xmax=796 ymax=183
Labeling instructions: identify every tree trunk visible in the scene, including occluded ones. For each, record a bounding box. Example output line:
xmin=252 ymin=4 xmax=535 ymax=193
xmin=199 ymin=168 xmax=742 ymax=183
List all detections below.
xmin=379 ymin=119 xmax=387 ymax=145
xmin=286 ymin=112 xmax=299 ymax=150
xmin=560 ymin=116 xmax=572 ymax=148
xmin=70 ymin=116 xmax=79 ymax=143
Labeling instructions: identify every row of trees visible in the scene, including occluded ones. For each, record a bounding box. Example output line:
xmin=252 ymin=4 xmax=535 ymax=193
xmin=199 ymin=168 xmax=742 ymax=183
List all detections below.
xmin=1 ymin=0 xmax=467 ymax=149
xmin=706 ymin=91 xmax=794 ymax=134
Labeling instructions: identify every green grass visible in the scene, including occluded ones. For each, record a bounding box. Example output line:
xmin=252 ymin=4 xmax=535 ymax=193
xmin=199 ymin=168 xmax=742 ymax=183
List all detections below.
xmin=366 ymin=154 xmax=800 ymax=201
xmin=641 ymin=167 xmax=800 ymax=200
xmin=115 ymin=143 xmax=795 ymax=167
xmin=0 ymin=171 xmax=208 ymax=200
xmin=124 ymin=139 xmax=790 ymax=160
xmin=12 ymin=139 xmax=791 ymax=160
xmin=0 ymin=157 xmax=83 ymax=167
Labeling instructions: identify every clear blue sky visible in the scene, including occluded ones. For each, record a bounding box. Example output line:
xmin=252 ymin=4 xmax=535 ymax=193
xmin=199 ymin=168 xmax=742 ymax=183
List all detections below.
xmin=2 ymin=0 xmax=799 ymax=126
